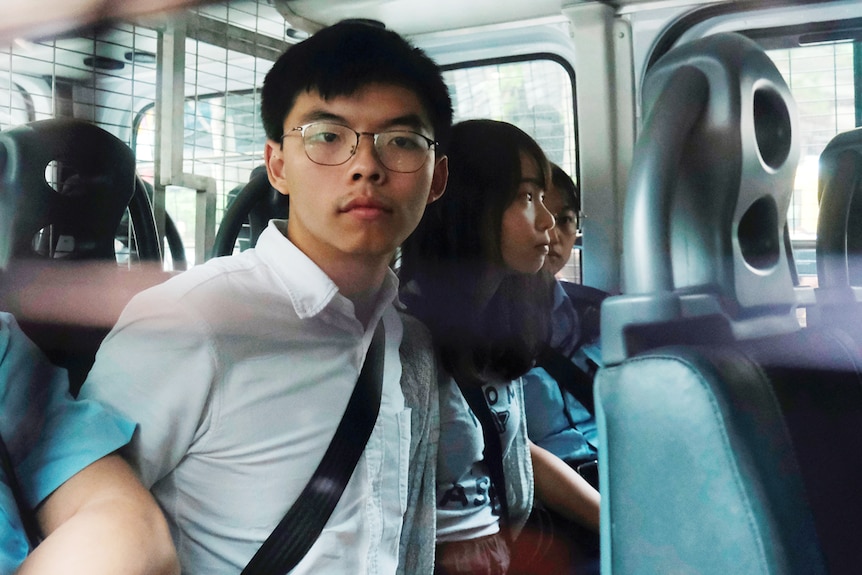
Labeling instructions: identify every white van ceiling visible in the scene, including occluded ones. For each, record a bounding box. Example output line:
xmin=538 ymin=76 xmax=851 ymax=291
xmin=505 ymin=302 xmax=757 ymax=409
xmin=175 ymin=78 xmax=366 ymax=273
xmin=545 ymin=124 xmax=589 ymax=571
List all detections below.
xmin=272 ymin=0 xmax=731 ymax=37
xmin=0 ymin=0 xmax=736 ymax=46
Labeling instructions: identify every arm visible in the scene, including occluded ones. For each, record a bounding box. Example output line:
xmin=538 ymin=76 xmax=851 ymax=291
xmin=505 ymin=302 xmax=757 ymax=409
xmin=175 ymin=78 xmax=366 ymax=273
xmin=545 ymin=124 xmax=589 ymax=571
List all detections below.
xmin=17 ymin=454 xmax=179 ymax=575
xmin=79 ymin=288 xmax=218 ymax=488
xmin=529 ymin=440 xmax=600 ymax=533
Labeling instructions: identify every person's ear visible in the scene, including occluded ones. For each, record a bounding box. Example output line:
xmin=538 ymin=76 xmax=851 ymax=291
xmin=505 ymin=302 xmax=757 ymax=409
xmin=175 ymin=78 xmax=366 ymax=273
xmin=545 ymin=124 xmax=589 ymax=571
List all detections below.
xmin=427 ymin=155 xmax=448 ymax=205
xmin=264 ymin=139 xmax=289 ymax=197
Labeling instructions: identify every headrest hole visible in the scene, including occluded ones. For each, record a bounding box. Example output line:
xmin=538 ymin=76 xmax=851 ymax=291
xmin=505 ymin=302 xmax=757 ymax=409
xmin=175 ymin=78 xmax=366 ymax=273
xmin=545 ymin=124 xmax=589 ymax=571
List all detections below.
xmin=31 ymin=225 xmax=76 ymax=259
xmin=739 ymin=196 xmax=780 ymax=271
xmin=753 ymin=87 xmax=792 ymax=171
xmin=45 ymin=160 xmax=61 ymax=193
xmin=45 ymin=160 xmax=87 ymax=197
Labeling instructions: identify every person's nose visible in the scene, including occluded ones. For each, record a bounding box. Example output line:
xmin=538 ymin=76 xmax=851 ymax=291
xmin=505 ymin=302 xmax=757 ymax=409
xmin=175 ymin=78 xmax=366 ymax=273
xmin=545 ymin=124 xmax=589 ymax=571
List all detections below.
xmin=537 ymin=200 xmax=555 ymax=232
xmin=350 ymin=133 xmax=386 ymax=182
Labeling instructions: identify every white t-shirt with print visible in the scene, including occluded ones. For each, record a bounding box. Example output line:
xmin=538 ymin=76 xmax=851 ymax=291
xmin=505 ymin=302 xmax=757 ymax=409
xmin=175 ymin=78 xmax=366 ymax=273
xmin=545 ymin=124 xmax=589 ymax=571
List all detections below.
xmin=436 ymin=377 xmax=521 ymax=542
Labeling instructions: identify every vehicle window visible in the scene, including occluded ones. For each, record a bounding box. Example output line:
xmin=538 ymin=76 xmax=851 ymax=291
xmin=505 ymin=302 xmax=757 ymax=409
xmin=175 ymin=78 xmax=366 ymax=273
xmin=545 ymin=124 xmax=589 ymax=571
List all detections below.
xmin=133 ymin=0 xmax=288 ymax=265
xmin=766 ymin=42 xmax=855 ymax=287
xmin=442 ymin=56 xmax=580 ymax=281
xmin=0 ymin=76 xmax=32 ymax=129
xmin=135 ymin=91 xmax=267 ymax=265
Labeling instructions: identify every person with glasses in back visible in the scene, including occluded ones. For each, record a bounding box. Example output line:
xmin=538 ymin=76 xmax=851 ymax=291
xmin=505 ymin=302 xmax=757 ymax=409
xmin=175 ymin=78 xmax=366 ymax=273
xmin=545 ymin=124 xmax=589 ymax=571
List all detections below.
xmin=520 ymin=163 xmax=608 ymax=575
xmin=80 ymin=21 xmax=450 ymax=575
xmin=524 ymin=164 xmax=600 ymax=475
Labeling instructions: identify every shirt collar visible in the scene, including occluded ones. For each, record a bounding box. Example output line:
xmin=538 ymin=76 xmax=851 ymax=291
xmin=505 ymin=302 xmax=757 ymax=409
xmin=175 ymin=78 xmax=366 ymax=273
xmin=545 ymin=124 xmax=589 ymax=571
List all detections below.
xmin=255 ymin=220 xmax=399 ymax=324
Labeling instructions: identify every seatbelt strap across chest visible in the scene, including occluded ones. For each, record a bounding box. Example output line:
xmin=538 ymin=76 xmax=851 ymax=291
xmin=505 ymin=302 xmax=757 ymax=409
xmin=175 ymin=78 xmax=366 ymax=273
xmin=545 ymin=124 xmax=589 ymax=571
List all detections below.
xmin=242 ymin=321 xmax=385 ymax=575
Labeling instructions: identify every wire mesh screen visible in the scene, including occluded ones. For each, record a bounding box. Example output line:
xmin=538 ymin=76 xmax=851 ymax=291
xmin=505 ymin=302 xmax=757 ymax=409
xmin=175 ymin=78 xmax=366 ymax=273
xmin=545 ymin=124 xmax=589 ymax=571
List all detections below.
xmin=0 ymin=22 xmax=159 ymax=140
xmin=135 ymin=0 xmax=291 ymax=264
xmin=0 ymin=0 xmax=290 ymax=267
xmin=443 ymin=57 xmax=578 ymax=184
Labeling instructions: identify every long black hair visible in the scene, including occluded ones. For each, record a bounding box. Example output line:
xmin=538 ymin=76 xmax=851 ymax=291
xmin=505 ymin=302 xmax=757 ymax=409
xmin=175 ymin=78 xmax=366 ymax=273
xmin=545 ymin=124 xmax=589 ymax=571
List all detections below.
xmin=400 ymin=119 xmax=555 ymax=386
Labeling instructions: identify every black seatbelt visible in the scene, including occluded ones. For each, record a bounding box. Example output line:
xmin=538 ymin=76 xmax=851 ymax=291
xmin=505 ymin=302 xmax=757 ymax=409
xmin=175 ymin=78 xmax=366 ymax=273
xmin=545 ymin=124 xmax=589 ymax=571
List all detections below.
xmin=0 ymin=432 xmax=43 ymax=548
xmin=542 ymin=281 xmax=608 ymax=419
xmin=537 ymin=347 xmax=595 ymax=416
xmin=242 ymin=322 xmax=385 ymax=575
xmin=456 ymin=380 xmax=511 ymax=531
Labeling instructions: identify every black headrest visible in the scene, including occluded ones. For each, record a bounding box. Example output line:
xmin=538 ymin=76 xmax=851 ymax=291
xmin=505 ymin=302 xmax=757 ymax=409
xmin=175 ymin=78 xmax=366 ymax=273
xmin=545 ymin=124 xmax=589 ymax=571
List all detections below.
xmin=0 ymin=118 xmax=138 ymax=265
xmin=816 ymin=128 xmax=862 ymax=293
xmin=211 ymin=165 xmax=288 ymax=258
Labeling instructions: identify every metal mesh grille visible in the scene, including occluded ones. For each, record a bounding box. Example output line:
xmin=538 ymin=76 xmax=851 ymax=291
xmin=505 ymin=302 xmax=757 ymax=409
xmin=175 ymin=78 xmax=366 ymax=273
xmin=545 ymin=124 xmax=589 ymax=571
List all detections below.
xmin=0 ymin=0 xmax=289 ymax=267
xmin=137 ymin=0 xmax=290 ymax=264
xmin=0 ymin=23 xmax=159 ymax=140
xmin=443 ymin=58 xmax=578 ymax=183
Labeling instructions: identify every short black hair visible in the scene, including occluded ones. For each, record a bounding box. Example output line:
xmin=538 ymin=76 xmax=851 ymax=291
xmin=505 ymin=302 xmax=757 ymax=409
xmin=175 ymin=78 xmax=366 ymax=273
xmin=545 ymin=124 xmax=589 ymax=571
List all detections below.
xmin=551 ymin=163 xmax=580 ymax=212
xmin=261 ymin=21 xmax=453 ymax=152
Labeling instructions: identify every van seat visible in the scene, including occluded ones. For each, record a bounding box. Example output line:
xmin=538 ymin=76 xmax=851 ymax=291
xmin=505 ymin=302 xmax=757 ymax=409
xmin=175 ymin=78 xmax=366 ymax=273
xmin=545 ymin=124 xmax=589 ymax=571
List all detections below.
xmin=596 ymin=32 xmax=862 ymax=574
xmin=211 ymin=165 xmax=287 ymax=258
xmin=0 ymin=118 xmax=169 ymax=393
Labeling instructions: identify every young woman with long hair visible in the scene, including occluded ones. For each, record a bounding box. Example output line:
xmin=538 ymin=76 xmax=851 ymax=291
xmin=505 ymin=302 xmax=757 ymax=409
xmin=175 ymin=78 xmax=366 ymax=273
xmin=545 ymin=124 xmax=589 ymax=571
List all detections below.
xmin=400 ymin=119 xmax=600 ymax=575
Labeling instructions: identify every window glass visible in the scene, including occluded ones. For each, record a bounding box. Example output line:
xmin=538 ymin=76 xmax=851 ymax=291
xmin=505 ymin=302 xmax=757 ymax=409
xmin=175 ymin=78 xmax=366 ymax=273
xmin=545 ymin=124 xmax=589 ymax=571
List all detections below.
xmin=0 ymin=76 xmax=32 ymax=129
xmin=766 ymin=42 xmax=856 ymax=286
xmin=133 ymin=0 xmax=286 ymax=265
xmin=442 ymin=57 xmax=580 ymax=281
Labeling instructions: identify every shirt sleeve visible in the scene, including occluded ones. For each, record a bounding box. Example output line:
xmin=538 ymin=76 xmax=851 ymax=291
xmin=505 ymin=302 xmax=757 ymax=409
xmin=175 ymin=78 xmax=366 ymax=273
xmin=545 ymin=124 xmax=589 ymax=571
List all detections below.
xmin=522 ymin=366 xmax=567 ymax=444
xmin=0 ymin=312 xmax=134 ymax=508
xmin=78 ymin=288 xmax=219 ymax=488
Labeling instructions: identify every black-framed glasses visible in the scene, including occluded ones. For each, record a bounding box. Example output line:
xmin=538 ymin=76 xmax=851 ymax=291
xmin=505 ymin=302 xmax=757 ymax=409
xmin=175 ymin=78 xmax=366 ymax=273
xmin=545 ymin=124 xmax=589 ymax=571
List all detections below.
xmin=281 ymin=122 xmax=437 ymax=173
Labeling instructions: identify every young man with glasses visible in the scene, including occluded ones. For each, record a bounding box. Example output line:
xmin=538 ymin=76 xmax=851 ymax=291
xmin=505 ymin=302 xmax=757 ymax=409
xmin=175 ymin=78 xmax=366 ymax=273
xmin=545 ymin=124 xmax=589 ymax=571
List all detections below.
xmin=81 ymin=21 xmax=450 ymax=575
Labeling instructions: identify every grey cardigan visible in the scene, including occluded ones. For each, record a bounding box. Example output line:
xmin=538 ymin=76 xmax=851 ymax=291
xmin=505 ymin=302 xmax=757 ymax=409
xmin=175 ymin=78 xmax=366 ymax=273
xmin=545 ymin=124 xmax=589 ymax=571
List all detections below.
xmin=396 ymin=314 xmax=535 ymax=573
xmin=397 ymin=313 xmax=441 ymax=575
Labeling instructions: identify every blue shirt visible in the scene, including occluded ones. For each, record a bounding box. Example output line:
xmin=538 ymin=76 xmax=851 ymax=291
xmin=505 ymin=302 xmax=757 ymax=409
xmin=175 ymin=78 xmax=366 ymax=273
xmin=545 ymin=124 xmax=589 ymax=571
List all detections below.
xmin=0 ymin=312 xmax=134 ymax=573
xmin=523 ymin=282 xmax=599 ymax=463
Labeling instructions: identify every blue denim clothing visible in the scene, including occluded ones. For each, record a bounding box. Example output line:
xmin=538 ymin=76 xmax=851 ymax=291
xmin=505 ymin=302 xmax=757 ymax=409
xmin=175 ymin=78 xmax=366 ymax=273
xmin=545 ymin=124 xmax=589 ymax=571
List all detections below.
xmin=0 ymin=312 xmax=134 ymax=573
xmin=523 ymin=282 xmax=599 ymax=464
